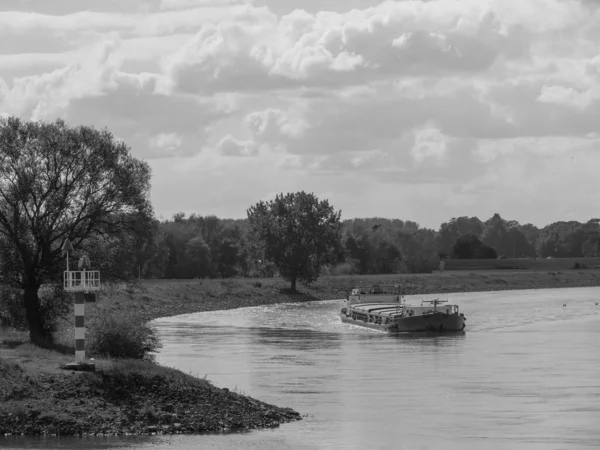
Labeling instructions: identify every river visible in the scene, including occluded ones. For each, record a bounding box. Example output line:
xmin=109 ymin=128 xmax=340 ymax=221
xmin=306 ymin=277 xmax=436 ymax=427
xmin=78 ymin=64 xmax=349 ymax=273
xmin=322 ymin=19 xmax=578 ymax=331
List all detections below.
xmin=2 ymin=287 xmax=600 ymax=449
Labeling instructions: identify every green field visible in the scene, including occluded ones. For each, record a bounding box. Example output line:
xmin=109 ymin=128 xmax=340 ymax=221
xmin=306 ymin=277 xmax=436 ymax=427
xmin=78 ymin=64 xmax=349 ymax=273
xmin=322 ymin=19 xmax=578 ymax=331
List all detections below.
xmin=445 ymin=257 xmax=600 ymax=271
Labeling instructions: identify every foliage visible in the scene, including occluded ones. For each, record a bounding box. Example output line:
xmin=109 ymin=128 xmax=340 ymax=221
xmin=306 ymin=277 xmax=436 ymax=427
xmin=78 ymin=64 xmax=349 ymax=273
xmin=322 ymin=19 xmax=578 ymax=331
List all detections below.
xmin=0 ymin=285 xmax=26 ymax=330
xmin=479 ymin=213 xmax=536 ymax=258
xmin=0 ymin=284 xmax=69 ymax=335
xmin=0 ymin=117 xmax=153 ymax=345
xmin=140 ymin=211 xmax=600 ymax=278
xmin=450 ymin=234 xmax=498 ymax=259
xmin=399 ymin=229 xmax=439 ymax=273
xmin=437 ymin=217 xmax=484 ymax=253
xmin=247 ymin=192 xmax=343 ymax=292
xmin=535 ymin=220 xmax=600 ymax=258
xmin=86 ymin=310 xmax=162 ymax=360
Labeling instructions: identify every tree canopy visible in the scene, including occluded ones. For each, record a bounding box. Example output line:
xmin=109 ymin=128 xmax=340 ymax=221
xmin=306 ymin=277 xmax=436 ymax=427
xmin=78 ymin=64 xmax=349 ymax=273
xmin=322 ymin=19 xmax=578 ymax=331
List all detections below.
xmin=0 ymin=117 xmax=153 ymax=345
xmin=247 ymin=192 xmax=342 ymax=292
xmin=450 ymin=234 xmax=497 ymax=259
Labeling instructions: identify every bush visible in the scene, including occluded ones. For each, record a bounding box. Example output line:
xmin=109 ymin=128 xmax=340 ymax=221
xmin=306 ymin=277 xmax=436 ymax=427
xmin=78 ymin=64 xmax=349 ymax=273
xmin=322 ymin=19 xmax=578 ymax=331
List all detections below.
xmin=0 ymin=284 xmax=70 ymax=334
xmin=0 ymin=286 xmax=27 ymax=330
xmin=329 ymin=261 xmax=359 ymax=276
xmin=86 ymin=310 xmax=162 ymax=360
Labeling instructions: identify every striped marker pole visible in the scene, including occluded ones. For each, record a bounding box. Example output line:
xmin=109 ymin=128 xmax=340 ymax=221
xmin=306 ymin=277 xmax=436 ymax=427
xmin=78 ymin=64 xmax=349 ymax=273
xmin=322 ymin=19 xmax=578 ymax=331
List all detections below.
xmin=74 ymin=291 xmax=86 ymax=362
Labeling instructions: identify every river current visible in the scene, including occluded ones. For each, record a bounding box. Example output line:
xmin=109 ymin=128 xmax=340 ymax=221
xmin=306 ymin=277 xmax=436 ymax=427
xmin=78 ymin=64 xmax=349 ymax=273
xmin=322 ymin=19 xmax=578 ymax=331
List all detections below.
xmin=2 ymin=287 xmax=599 ymax=450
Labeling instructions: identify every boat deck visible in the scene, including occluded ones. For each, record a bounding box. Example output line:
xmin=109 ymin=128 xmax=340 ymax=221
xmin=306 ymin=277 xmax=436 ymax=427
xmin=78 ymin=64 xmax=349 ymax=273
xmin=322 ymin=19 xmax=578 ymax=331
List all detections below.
xmin=350 ymin=303 xmax=405 ymax=317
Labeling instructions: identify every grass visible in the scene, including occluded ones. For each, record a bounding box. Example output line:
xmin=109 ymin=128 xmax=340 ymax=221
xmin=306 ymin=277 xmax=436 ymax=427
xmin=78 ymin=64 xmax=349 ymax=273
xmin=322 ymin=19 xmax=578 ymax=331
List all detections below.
xmin=94 ymin=358 xmax=209 ymax=387
xmin=445 ymin=257 xmax=600 ymax=271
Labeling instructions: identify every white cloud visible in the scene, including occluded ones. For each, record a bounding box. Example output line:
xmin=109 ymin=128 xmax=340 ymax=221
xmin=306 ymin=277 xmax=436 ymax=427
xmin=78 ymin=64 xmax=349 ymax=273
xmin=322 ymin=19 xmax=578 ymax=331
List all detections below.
xmin=160 ymin=0 xmax=253 ymax=10
xmin=0 ymin=39 xmax=123 ymax=120
xmin=3 ymin=0 xmax=600 ymax=227
xmin=537 ymin=84 xmax=600 ymax=109
xmin=216 ymin=135 xmax=258 ymax=156
xmin=411 ymin=127 xmax=448 ymax=165
xmin=150 ymin=132 xmax=183 ymax=155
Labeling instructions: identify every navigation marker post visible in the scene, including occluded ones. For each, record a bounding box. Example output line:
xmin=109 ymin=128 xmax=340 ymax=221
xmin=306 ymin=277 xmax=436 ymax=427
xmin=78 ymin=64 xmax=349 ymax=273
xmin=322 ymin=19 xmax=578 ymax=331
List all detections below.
xmin=62 ymin=239 xmax=101 ymax=371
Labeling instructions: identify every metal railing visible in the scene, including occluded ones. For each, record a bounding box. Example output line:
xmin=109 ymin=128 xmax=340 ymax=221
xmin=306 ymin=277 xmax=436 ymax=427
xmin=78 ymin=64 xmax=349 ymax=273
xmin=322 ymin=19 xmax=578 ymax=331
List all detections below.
xmin=63 ymin=271 xmax=101 ymax=292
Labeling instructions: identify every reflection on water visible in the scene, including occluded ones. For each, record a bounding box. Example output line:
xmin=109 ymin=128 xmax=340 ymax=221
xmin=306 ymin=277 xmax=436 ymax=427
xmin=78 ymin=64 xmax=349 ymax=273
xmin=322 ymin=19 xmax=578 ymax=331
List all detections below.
xmin=0 ymin=436 xmax=155 ymax=449
xmin=2 ymin=287 xmax=600 ymax=450
xmin=251 ymin=327 xmax=343 ymax=352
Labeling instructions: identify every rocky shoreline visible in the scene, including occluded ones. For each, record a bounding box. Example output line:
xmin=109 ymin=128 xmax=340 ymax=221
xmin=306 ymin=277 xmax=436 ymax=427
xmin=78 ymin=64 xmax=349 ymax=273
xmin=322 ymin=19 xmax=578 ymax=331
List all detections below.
xmin=0 ymin=359 xmax=301 ymax=436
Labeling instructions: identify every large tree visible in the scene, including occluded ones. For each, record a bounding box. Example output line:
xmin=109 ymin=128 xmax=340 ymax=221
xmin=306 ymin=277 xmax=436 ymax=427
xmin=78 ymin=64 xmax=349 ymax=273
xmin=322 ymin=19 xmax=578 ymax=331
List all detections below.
xmin=247 ymin=192 xmax=342 ymax=292
xmin=0 ymin=117 xmax=152 ymax=346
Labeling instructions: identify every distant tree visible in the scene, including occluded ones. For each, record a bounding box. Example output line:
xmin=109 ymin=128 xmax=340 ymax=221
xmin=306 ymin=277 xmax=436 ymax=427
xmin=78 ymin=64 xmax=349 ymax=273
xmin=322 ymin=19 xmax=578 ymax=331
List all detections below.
xmin=518 ymin=223 xmax=540 ymax=256
xmin=400 ymin=229 xmax=439 ymax=273
xmin=450 ymin=234 xmax=497 ymax=259
xmin=437 ymin=216 xmax=483 ymax=253
xmin=481 ymin=213 xmax=508 ymax=255
xmin=582 ymin=234 xmax=600 ymax=257
xmin=247 ymin=192 xmax=343 ymax=292
xmin=536 ymin=221 xmax=589 ymax=258
xmin=185 ymin=237 xmax=212 ymax=278
xmin=343 ymin=230 xmax=373 ymax=274
xmin=505 ymin=221 xmax=537 ymax=258
xmin=0 ymin=117 xmax=152 ymax=346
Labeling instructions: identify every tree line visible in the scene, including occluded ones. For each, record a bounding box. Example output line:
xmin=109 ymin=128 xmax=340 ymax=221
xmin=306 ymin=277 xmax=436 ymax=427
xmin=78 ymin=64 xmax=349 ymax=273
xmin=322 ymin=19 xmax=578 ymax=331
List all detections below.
xmin=131 ymin=212 xmax=600 ymax=281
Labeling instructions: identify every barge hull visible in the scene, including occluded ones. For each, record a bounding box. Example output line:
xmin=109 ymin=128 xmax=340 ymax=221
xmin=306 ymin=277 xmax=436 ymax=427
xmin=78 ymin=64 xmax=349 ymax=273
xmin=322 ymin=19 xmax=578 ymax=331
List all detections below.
xmin=340 ymin=312 xmax=465 ymax=333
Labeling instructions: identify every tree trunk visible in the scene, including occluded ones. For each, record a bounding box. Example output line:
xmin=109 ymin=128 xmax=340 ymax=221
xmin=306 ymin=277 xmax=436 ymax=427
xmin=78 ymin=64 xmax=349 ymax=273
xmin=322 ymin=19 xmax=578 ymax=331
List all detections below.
xmin=23 ymin=284 xmax=53 ymax=347
xmin=290 ymin=276 xmax=297 ymax=293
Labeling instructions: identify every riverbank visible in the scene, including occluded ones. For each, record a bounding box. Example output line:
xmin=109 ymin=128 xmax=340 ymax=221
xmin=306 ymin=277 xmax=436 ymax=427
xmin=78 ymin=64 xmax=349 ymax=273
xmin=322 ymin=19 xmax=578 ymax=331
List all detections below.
xmin=96 ymin=269 xmax=600 ymax=322
xmin=0 ymin=342 xmax=301 ymax=436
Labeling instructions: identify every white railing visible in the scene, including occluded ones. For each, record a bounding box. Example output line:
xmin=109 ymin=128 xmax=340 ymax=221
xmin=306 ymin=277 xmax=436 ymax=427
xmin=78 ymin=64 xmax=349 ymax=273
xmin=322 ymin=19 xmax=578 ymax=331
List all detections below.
xmin=64 ymin=271 xmax=101 ymax=292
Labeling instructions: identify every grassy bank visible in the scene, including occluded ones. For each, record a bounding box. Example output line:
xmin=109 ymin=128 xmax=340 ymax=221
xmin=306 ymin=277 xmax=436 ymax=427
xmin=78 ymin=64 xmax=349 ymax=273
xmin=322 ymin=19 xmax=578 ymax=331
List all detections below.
xmin=445 ymin=257 xmax=600 ymax=271
xmin=95 ymin=268 xmax=600 ymax=323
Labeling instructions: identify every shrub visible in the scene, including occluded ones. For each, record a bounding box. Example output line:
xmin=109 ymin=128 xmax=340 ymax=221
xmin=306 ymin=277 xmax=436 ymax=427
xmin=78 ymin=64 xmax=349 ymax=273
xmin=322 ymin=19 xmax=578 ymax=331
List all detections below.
xmin=86 ymin=310 xmax=162 ymax=360
xmin=0 ymin=286 xmax=27 ymax=330
xmin=329 ymin=261 xmax=359 ymax=276
xmin=0 ymin=284 xmax=70 ymax=334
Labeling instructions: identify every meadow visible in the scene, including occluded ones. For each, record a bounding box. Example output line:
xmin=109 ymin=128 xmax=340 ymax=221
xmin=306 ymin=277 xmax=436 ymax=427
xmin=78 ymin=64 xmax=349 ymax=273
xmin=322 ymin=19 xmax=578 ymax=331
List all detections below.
xmin=445 ymin=256 xmax=600 ymax=271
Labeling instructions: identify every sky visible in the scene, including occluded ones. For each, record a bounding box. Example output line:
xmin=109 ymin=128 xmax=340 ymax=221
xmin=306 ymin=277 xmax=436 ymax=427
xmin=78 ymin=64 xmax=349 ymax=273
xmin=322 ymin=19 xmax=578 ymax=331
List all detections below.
xmin=1 ymin=0 xmax=600 ymax=230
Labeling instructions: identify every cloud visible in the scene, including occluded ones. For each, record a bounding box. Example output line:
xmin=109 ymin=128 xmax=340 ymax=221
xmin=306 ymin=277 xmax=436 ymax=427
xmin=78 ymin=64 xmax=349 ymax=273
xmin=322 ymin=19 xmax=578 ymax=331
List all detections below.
xmin=216 ymin=135 xmax=258 ymax=156
xmin=411 ymin=127 xmax=448 ymax=165
xmin=537 ymin=84 xmax=600 ymax=109
xmin=160 ymin=0 xmax=254 ymax=10
xmin=163 ymin=0 xmax=558 ymax=95
xmin=3 ymin=0 xmax=600 ymax=227
xmin=150 ymin=132 xmax=183 ymax=156
xmin=0 ymin=39 xmax=123 ymax=120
